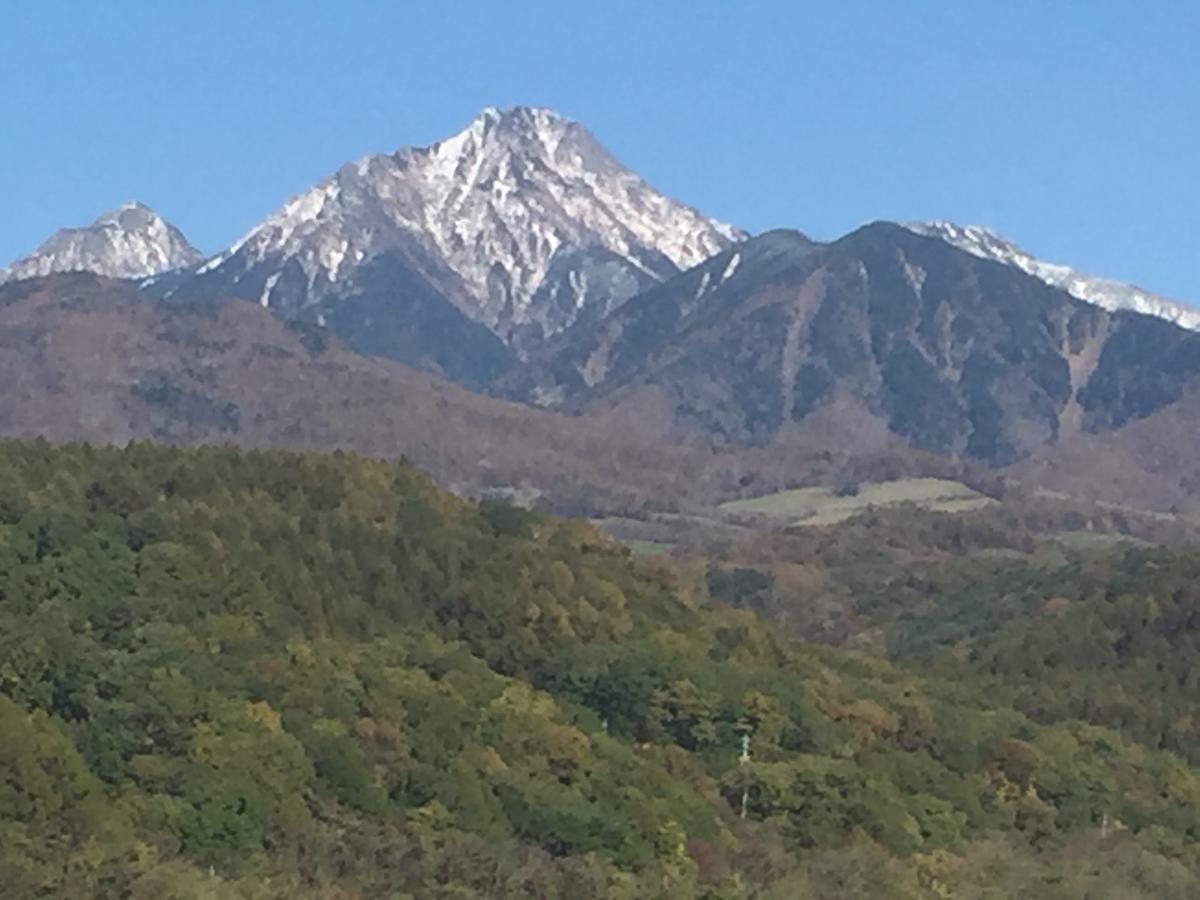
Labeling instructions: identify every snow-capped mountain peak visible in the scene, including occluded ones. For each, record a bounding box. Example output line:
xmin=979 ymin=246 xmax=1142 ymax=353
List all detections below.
xmin=198 ymin=106 xmax=745 ymax=344
xmin=1 ymin=202 xmax=203 ymax=284
xmin=903 ymin=220 xmax=1200 ymax=331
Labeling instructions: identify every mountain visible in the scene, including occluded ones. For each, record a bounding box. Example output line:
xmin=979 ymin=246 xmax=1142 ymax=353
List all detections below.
xmin=12 ymin=118 xmax=1200 ymax=504
xmin=532 ymin=223 xmax=1200 ymax=468
xmin=0 ymin=202 xmax=202 ymax=283
xmin=903 ymin=220 xmax=1200 ymax=330
xmin=178 ymin=106 xmax=743 ymax=358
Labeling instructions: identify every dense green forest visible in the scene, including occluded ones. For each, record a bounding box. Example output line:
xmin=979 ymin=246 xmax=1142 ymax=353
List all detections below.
xmin=700 ymin=501 xmax=1200 ymax=771
xmin=3 ymin=440 xmax=1200 ymax=897
xmin=847 ymin=546 xmax=1200 ymax=768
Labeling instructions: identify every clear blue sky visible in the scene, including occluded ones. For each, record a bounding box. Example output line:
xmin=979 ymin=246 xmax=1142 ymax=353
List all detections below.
xmin=3 ymin=1 xmax=1197 ymax=300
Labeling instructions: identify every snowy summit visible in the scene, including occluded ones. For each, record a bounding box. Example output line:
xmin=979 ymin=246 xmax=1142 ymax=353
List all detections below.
xmin=0 ymin=202 xmax=203 ymax=284
xmin=193 ymin=106 xmax=744 ymax=343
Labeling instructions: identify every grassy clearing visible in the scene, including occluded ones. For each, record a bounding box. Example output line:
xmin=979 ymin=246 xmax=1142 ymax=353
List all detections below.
xmin=719 ymin=477 xmax=994 ymax=527
xmin=1030 ymin=487 xmax=1184 ymax=523
xmin=1052 ymin=530 xmax=1152 ymax=550
xmin=623 ymin=539 xmax=676 ymax=556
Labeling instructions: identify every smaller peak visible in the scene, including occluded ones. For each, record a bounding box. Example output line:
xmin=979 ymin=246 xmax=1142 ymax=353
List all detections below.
xmin=843 ymin=220 xmax=918 ymax=240
xmin=748 ymin=228 xmax=818 ymax=250
xmin=2 ymin=201 xmax=201 ymax=284
xmin=729 ymin=229 xmax=819 ymax=266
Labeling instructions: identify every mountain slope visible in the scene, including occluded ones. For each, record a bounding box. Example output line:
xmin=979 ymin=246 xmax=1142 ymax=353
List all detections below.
xmin=904 ymin=220 xmax=1200 ymax=330
xmin=180 ymin=106 xmax=742 ymax=353
xmin=521 ymin=229 xmax=822 ymax=406
xmin=1009 ymin=385 xmax=1200 ymax=513
xmin=1 ymin=202 xmax=202 ymax=283
xmin=0 ymin=273 xmax=767 ymax=512
xmin=535 ymin=223 xmax=1200 ymax=467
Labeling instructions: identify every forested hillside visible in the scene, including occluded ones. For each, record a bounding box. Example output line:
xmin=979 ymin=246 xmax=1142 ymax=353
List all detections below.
xmin=3 ymin=441 xmax=1200 ymax=897
xmin=854 ymin=545 xmax=1200 ymax=769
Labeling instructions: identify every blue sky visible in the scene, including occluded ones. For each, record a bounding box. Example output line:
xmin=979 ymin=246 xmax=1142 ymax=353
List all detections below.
xmin=2 ymin=1 xmax=1197 ymax=299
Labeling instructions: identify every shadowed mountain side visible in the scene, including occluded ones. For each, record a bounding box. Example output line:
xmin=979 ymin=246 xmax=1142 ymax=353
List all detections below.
xmin=319 ymin=252 xmax=518 ymax=389
xmin=531 ymin=224 xmax=1200 ymax=470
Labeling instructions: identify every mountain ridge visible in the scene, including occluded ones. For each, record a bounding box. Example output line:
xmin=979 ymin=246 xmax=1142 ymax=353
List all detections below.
xmin=903 ymin=220 xmax=1200 ymax=330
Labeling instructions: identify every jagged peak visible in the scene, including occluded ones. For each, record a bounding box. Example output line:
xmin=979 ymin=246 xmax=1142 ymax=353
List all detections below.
xmin=413 ymin=105 xmax=595 ymax=175
xmin=464 ymin=105 xmax=574 ymax=140
xmin=474 ymin=104 xmax=568 ymax=127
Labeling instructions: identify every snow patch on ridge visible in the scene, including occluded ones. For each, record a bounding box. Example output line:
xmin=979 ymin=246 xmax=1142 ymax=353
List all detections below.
xmin=904 ymin=221 xmax=1200 ymax=331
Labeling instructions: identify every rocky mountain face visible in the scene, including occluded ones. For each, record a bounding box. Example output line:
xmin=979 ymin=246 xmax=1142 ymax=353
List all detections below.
xmin=1 ymin=202 xmax=202 ymax=283
xmin=532 ymin=223 xmax=1200 ymax=467
xmin=903 ymin=221 xmax=1200 ymax=331
xmin=175 ymin=106 xmax=742 ymax=358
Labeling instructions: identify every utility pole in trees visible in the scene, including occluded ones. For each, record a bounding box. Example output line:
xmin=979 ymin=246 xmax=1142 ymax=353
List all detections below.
xmin=739 ymin=733 xmax=751 ymax=819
